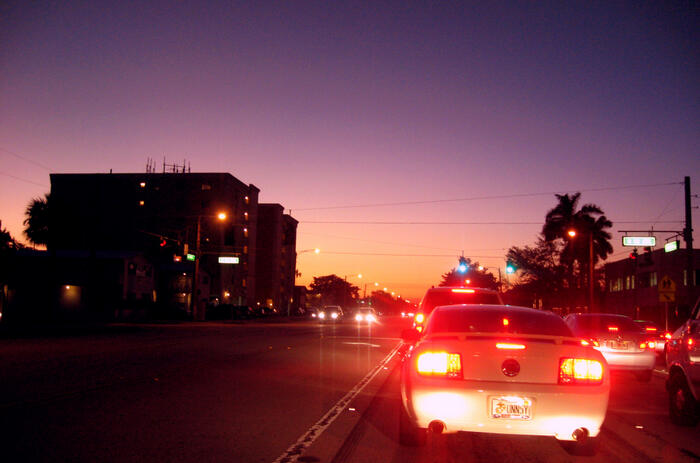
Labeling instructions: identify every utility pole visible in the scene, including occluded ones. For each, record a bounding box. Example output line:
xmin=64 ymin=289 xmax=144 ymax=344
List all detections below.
xmin=684 ymin=176 xmax=694 ymax=291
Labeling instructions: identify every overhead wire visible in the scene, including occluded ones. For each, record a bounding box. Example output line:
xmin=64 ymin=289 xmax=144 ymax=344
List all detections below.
xmin=291 ymin=181 xmax=682 ymax=211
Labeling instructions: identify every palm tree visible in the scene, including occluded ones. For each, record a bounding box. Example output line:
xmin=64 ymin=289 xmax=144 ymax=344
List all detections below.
xmin=542 ymin=193 xmax=613 ymax=266
xmin=23 ymin=193 xmax=51 ymax=248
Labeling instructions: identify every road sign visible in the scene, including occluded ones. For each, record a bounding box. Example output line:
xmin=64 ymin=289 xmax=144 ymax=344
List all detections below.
xmin=622 ymin=236 xmax=656 ymax=247
xmin=664 ymin=240 xmax=679 ymax=253
xmin=659 ymin=276 xmax=676 ymax=292
xmin=658 ymin=275 xmax=676 ymax=302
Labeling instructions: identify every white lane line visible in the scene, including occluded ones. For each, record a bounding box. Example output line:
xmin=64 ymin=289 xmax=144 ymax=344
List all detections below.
xmin=341 ymin=342 xmax=382 ymax=347
xmin=271 ymin=342 xmax=402 ymax=463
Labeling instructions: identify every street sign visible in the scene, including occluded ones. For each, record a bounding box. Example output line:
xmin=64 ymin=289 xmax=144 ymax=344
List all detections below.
xmin=218 ymin=256 xmax=239 ymax=264
xmin=664 ymin=240 xmax=680 ymax=253
xmin=186 ymin=253 xmax=196 ymax=261
xmin=659 ymin=276 xmax=676 ymax=292
xmin=622 ymin=236 xmax=656 ymax=247
xmin=658 ymin=275 xmax=676 ymax=302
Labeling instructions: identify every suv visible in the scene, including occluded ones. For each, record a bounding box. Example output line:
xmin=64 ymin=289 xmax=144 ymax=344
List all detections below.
xmin=413 ymin=286 xmax=503 ymax=331
xmin=666 ymin=298 xmax=700 ymax=426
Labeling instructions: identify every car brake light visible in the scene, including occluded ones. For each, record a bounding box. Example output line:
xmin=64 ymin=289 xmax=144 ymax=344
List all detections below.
xmin=607 ymin=326 xmax=619 ymax=332
xmin=451 ymin=288 xmax=475 ymax=293
xmin=496 ymin=342 xmax=525 ymax=350
xmin=645 ymin=327 xmax=657 ymax=332
xmin=559 ymin=358 xmax=604 ymax=385
xmin=414 ymin=313 xmax=425 ymax=324
xmin=416 ymin=352 xmax=462 ymax=379
xmin=646 ymin=341 xmax=656 ymax=349
xmin=581 ymin=338 xmax=600 ymax=347
xmin=639 ymin=342 xmax=647 ymax=349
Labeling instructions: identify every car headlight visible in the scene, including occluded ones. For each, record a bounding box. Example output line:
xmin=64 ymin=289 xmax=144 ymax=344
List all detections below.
xmin=319 ymin=312 xmax=326 ymax=319
xmin=331 ymin=312 xmax=338 ymax=319
xmin=355 ymin=314 xmax=363 ymax=321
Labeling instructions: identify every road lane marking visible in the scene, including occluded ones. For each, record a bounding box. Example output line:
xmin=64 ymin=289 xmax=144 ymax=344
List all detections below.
xmin=271 ymin=342 xmax=402 ymax=463
xmin=341 ymin=342 xmax=382 ymax=347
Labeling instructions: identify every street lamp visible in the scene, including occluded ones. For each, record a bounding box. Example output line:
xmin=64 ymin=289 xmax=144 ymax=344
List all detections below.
xmin=191 ymin=211 xmax=228 ymax=321
xmin=567 ymin=228 xmax=595 ymax=313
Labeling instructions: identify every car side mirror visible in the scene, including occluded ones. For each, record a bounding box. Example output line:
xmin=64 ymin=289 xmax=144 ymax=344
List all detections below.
xmin=401 ymin=328 xmax=421 ymax=344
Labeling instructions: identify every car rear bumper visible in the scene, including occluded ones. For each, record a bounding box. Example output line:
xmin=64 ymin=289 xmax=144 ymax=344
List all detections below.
xmin=402 ymin=378 xmax=609 ymax=441
xmin=597 ymin=349 xmax=655 ymax=370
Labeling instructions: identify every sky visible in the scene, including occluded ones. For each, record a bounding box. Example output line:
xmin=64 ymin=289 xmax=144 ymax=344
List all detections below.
xmin=1 ymin=1 xmax=698 ymax=301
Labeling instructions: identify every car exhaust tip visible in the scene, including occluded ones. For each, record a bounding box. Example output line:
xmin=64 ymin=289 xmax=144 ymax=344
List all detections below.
xmin=572 ymin=427 xmax=589 ymax=442
xmin=428 ymin=420 xmax=445 ymax=435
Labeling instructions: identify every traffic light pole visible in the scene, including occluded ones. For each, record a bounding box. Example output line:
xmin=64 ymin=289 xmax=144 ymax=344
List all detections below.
xmin=191 ymin=216 xmax=202 ymax=321
xmin=684 ymin=176 xmax=694 ymax=289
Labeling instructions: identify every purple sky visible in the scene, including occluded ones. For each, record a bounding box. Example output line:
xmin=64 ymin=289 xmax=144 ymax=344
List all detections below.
xmin=1 ymin=1 xmax=698 ymax=300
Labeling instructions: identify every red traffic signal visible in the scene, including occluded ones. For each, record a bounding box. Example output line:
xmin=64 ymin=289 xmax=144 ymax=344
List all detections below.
xmin=160 ymin=238 xmax=167 ymax=247
xmin=629 ymin=252 xmax=636 ymax=260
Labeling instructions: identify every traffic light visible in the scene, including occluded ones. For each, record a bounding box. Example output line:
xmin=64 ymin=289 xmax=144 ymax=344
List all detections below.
xmin=159 ymin=237 xmax=167 ymax=247
xmin=457 ymin=256 xmax=468 ymax=274
xmin=629 ymin=249 xmax=638 ymax=260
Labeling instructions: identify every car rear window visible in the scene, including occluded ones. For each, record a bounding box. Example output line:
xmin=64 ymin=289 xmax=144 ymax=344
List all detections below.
xmin=425 ymin=307 xmax=572 ymax=336
xmin=569 ymin=315 xmax=641 ymax=335
xmin=421 ymin=291 xmax=501 ymax=313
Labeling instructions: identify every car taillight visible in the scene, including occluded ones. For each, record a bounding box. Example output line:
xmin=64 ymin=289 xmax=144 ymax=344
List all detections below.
xmin=559 ymin=358 xmax=604 ymax=385
xmin=646 ymin=341 xmax=656 ymax=349
xmin=645 ymin=327 xmax=657 ymax=333
xmin=607 ymin=326 xmax=619 ymax=332
xmin=580 ymin=338 xmax=600 ymax=347
xmin=414 ymin=313 xmax=425 ymax=324
xmin=416 ymin=352 xmax=463 ymax=379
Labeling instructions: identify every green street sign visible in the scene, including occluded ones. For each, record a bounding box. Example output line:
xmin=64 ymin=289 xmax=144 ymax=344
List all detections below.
xmin=664 ymin=240 xmax=679 ymax=253
xmin=186 ymin=253 xmax=196 ymax=261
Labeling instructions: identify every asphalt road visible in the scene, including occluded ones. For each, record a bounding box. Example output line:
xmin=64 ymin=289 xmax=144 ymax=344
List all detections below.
xmin=1 ymin=317 xmax=698 ymax=463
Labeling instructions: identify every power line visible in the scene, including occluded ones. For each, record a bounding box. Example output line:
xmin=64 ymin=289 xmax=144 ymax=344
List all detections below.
xmin=300 ymin=220 xmax=682 ymax=225
xmin=0 ymin=172 xmax=50 ymax=188
xmin=298 ymin=231 xmax=504 ymax=252
xmin=0 ymin=147 xmax=53 ymax=171
xmin=292 ymin=181 xmax=681 ymax=211
xmin=320 ymin=251 xmax=504 ymax=258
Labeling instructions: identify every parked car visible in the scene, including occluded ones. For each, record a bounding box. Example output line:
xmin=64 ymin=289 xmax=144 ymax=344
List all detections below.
xmin=413 ymin=286 xmax=503 ymax=331
xmin=665 ymin=298 xmax=700 ymax=426
xmin=564 ymin=313 xmax=655 ymax=382
xmin=400 ymin=304 xmax=609 ymax=454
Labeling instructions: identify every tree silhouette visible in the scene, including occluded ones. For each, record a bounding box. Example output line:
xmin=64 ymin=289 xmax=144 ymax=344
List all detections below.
xmin=308 ymin=274 xmax=359 ymax=307
xmin=23 ymin=193 xmax=51 ymax=248
xmin=542 ymin=192 xmax=613 ymax=268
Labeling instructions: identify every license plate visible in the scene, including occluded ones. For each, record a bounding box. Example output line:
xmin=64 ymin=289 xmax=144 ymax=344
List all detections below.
xmin=490 ymin=396 xmax=532 ymax=420
xmin=608 ymin=341 xmax=629 ymax=350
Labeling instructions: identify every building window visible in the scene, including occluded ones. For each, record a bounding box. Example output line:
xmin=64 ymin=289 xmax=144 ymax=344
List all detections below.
xmin=650 ymin=272 xmax=657 ymax=287
xmin=202 ymin=184 xmax=211 ymax=191
xmin=139 ymin=182 xmax=146 ymax=188
xmin=631 ymin=275 xmax=635 ymax=290
xmin=139 ymin=200 xmax=145 ymax=206
xmin=625 ymin=276 xmax=630 ymax=290
xmin=242 ymin=278 xmax=246 ymax=287
xmin=243 ymin=246 xmax=248 ymax=254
